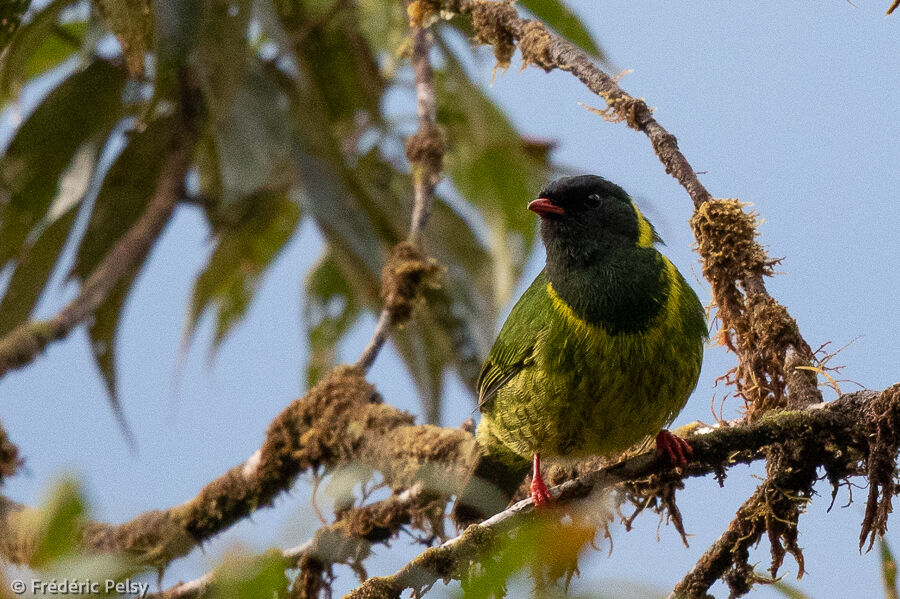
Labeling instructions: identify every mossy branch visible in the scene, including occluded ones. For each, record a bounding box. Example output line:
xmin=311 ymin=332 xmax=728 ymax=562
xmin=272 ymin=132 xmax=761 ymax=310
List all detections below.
xmin=343 ymin=387 xmax=895 ymax=598
xmin=0 ymin=366 xmax=475 ymax=570
xmin=148 ymin=484 xmax=436 ymax=599
xmin=2 ymin=375 xmax=896 ymax=596
xmin=0 ymin=421 xmax=21 ymax=486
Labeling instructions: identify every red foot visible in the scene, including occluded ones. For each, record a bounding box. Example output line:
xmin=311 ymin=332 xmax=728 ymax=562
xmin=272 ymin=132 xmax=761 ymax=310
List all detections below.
xmin=656 ymin=429 xmax=693 ymax=469
xmin=530 ymin=453 xmax=553 ymax=507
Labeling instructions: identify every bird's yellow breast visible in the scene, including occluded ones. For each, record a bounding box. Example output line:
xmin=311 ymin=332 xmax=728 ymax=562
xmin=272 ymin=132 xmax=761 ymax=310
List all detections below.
xmin=480 ymin=258 xmax=704 ymax=460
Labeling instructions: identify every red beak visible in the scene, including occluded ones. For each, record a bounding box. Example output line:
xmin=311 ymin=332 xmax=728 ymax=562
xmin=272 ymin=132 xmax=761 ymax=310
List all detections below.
xmin=528 ymin=198 xmax=565 ymax=217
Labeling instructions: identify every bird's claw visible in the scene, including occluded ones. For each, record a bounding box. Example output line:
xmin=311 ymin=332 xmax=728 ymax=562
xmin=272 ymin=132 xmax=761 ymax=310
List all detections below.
xmin=656 ymin=429 xmax=693 ymax=469
xmin=530 ymin=453 xmax=553 ymax=507
xmin=530 ymin=475 xmax=553 ymax=507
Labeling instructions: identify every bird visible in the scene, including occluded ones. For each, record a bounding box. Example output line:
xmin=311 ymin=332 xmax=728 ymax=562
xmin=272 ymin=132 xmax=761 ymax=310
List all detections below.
xmin=453 ymin=174 xmax=707 ymax=526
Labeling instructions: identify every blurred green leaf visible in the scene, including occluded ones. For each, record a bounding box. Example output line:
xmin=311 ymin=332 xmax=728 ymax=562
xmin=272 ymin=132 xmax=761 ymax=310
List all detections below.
xmin=71 ymin=116 xmax=178 ymax=418
xmin=208 ymin=62 xmax=296 ymax=214
xmin=277 ymin=0 xmax=384 ymax=125
xmin=153 ymin=0 xmax=202 ymax=97
xmin=22 ymin=21 xmax=87 ymax=78
xmin=772 ymin=580 xmax=815 ymax=599
xmin=393 ymin=317 xmax=447 ymax=423
xmin=31 ymin=479 xmax=86 ymax=568
xmin=94 ymin=0 xmax=154 ymax=77
xmin=0 ymin=141 xmax=97 ymax=336
xmin=73 ymin=117 xmax=177 ymax=280
xmin=0 ymin=59 xmax=125 ymax=268
xmin=436 ymin=58 xmax=549 ymax=306
xmin=425 ymin=194 xmax=496 ymax=361
xmin=195 ymin=0 xmax=251 ymax=109
xmin=356 ymin=0 xmax=408 ymax=64
xmin=304 ymin=252 xmax=361 ymax=386
xmin=0 ymin=0 xmax=88 ymax=105
xmin=0 ymin=203 xmax=77 ymax=337
xmin=518 ymin=0 xmax=604 ymax=60
xmin=188 ymin=191 xmax=301 ymax=350
xmin=88 ymin=265 xmax=142 ymax=445
xmin=207 ymin=550 xmax=289 ymax=599
xmin=458 ymin=510 xmax=598 ymax=599
xmin=882 ymin=539 xmax=899 ymax=599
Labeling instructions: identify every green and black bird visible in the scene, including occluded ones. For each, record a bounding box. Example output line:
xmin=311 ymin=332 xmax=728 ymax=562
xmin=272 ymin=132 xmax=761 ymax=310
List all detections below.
xmin=454 ymin=175 xmax=707 ymax=525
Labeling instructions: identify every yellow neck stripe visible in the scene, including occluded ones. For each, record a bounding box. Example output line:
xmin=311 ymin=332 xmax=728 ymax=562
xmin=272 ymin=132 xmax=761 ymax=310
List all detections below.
xmin=546 ymin=258 xmax=683 ymax=336
xmin=547 ymin=282 xmax=596 ymax=336
xmin=633 ymin=203 xmax=654 ymax=248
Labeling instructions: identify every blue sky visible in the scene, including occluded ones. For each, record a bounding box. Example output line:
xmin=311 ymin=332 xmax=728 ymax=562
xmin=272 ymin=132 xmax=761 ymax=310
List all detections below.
xmin=2 ymin=1 xmax=899 ymax=597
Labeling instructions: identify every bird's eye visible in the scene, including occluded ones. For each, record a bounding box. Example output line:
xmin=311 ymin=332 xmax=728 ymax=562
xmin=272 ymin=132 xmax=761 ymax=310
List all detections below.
xmin=588 ymin=193 xmax=603 ymax=204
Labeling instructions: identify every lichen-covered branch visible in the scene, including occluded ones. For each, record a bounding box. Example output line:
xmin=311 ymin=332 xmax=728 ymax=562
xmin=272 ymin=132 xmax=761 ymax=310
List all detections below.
xmin=1 ymin=384 xmax=896 ymax=596
xmin=668 ymin=484 xmax=770 ymax=599
xmin=0 ymin=366 xmax=475 ymax=570
xmin=0 ymin=86 xmax=200 ymax=380
xmin=356 ymin=16 xmax=444 ymax=371
xmin=670 ymin=442 xmax=822 ymax=598
xmin=690 ymin=200 xmax=820 ymax=418
xmin=672 ymin=383 xmax=900 ymax=597
xmin=343 ymin=388 xmax=895 ymax=599
xmin=147 ymin=484 xmax=435 ymax=599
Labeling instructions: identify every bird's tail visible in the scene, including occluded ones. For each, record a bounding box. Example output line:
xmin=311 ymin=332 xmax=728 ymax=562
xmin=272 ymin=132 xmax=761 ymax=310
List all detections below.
xmin=451 ymin=426 xmax=530 ymax=529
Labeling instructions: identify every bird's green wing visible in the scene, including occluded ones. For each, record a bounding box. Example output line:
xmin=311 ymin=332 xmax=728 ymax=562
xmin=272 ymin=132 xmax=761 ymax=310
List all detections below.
xmin=477 ymin=270 xmax=551 ymax=412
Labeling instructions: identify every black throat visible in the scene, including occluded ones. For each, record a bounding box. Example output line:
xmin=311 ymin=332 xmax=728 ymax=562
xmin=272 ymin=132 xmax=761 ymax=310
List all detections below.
xmin=543 ymin=226 xmax=668 ymax=334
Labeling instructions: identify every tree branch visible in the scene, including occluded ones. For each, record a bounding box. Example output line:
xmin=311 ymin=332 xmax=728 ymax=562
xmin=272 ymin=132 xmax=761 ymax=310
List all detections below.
xmin=147 ymin=484 xmax=432 ymax=599
xmin=1 ymin=380 xmax=894 ymax=596
xmin=0 ymin=366 xmax=475 ymax=570
xmin=337 ymin=387 xmax=889 ymax=598
xmin=0 ymin=421 xmax=21 ymax=486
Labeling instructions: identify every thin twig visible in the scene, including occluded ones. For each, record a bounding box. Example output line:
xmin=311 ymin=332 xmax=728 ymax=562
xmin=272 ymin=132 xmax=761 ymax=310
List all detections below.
xmin=356 ymin=20 xmax=441 ymax=372
xmin=355 ymin=311 xmax=393 ymax=373
xmin=405 ymin=26 xmax=439 ymax=248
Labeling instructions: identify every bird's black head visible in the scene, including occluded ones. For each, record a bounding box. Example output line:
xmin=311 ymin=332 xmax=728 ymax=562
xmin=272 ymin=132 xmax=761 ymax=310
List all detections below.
xmin=530 ymin=175 xmax=658 ymax=258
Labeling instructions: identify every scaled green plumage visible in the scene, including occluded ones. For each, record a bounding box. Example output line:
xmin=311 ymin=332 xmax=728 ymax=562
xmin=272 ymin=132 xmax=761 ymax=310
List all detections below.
xmin=455 ymin=175 xmax=707 ymax=524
